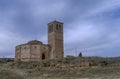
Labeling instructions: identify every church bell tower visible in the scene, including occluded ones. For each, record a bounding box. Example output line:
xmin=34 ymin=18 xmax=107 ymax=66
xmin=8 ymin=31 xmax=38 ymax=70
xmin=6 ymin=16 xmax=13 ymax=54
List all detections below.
xmin=48 ymin=21 xmax=64 ymax=59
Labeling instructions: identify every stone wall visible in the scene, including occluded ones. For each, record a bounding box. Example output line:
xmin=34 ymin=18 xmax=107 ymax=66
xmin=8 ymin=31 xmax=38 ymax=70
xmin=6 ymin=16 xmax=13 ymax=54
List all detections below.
xmin=15 ymin=20 xmax=64 ymax=62
xmin=15 ymin=40 xmax=50 ymax=62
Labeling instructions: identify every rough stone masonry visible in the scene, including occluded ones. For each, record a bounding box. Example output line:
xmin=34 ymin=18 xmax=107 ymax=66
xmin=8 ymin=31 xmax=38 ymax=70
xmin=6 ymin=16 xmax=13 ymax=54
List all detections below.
xmin=15 ymin=21 xmax=64 ymax=62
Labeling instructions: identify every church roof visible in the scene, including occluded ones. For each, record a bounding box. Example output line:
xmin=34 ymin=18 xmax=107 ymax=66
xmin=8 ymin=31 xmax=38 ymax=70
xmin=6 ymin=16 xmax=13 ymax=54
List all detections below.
xmin=28 ymin=40 xmax=43 ymax=44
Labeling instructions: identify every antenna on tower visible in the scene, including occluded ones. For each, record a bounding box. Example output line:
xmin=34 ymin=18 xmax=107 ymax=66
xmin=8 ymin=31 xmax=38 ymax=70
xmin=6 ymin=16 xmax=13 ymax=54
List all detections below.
xmin=75 ymin=47 xmax=78 ymax=57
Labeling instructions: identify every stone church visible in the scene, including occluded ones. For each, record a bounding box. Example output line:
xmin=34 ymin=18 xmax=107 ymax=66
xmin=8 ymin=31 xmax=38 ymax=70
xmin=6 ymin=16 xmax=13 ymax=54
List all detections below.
xmin=15 ymin=21 xmax=64 ymax=62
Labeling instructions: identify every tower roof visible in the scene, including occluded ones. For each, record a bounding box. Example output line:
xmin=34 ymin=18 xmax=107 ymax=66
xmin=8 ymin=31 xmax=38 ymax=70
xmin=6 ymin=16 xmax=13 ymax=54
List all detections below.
xmin=48 ymin=20 xmax=63 ymax=25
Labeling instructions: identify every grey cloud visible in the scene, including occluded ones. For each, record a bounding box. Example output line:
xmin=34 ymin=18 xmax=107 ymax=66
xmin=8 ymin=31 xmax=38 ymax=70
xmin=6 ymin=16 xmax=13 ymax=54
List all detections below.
xmin=0 ymin=0 xmax=120 ymax=57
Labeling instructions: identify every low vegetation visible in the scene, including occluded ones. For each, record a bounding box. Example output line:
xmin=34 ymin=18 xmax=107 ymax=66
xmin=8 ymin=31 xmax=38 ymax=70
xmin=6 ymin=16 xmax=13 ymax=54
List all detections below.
xmin=0 ymin=57 xmax=120 ymax=79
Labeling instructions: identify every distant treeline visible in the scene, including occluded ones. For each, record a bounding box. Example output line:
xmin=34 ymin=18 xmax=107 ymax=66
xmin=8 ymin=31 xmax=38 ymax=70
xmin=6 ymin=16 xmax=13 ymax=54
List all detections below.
xmin=0 ymin=58 xmax=14 ymax=62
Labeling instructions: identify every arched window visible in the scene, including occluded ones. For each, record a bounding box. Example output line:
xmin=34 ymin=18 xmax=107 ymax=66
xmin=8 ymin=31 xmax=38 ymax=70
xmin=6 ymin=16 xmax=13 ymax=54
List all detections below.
xmin=34 ymin=46 xmax=36 ymax=49
xmin=56 ymin=24 xmax=59 ymax=31
xmin=49 ymin=24 xmax=53 ymax=33
xmin=59 ymin=25 xmax=61 ymax=32
xmin=51 ymin=25 xmax=53 ymax=32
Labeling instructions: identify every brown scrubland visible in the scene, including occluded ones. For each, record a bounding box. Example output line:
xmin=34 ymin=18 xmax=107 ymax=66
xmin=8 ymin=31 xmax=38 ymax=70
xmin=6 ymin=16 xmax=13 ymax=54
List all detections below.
xmin=0 ymin=56 xmax=120 ymax=79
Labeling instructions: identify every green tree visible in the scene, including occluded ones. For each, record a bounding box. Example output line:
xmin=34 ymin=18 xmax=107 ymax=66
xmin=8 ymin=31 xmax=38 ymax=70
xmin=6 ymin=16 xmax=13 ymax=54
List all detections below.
xmin=79 ymin=52 xmax=82 ymax=58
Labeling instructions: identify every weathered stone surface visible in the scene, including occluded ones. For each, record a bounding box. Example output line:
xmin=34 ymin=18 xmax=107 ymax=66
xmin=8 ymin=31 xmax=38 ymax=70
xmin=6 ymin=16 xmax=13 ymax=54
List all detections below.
xmin=15 ymin=21 xmax=64 ymax=62
xmin=48 ymin=21 xmax=64 ymax=59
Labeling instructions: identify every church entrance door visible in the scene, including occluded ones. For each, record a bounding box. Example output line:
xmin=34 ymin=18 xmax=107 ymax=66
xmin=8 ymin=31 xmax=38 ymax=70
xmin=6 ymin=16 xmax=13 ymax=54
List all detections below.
xmin=42 ymin=53 xmax=45 ymax=60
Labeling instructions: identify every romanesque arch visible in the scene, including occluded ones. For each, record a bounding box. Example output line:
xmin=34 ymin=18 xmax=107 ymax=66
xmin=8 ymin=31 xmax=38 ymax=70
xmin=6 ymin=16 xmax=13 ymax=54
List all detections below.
xmin=42 ymin=53 xmax=45 ymax=60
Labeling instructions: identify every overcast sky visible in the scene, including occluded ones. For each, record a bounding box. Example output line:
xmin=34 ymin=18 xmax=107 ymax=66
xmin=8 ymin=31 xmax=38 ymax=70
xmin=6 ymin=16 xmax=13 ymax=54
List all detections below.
xmin=0 ymin=0 xmax=120 ymax=58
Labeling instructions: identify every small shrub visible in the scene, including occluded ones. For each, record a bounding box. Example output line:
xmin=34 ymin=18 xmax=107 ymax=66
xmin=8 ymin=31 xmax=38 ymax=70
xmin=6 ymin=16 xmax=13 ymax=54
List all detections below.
xmin=78 ymin=52 xmax=82 ymax=58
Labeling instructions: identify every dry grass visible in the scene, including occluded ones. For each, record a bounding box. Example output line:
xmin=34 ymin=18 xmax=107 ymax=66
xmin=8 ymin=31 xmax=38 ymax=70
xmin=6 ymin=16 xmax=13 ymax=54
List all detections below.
xmin=1 ymin=57 xmax=120 ymax=79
